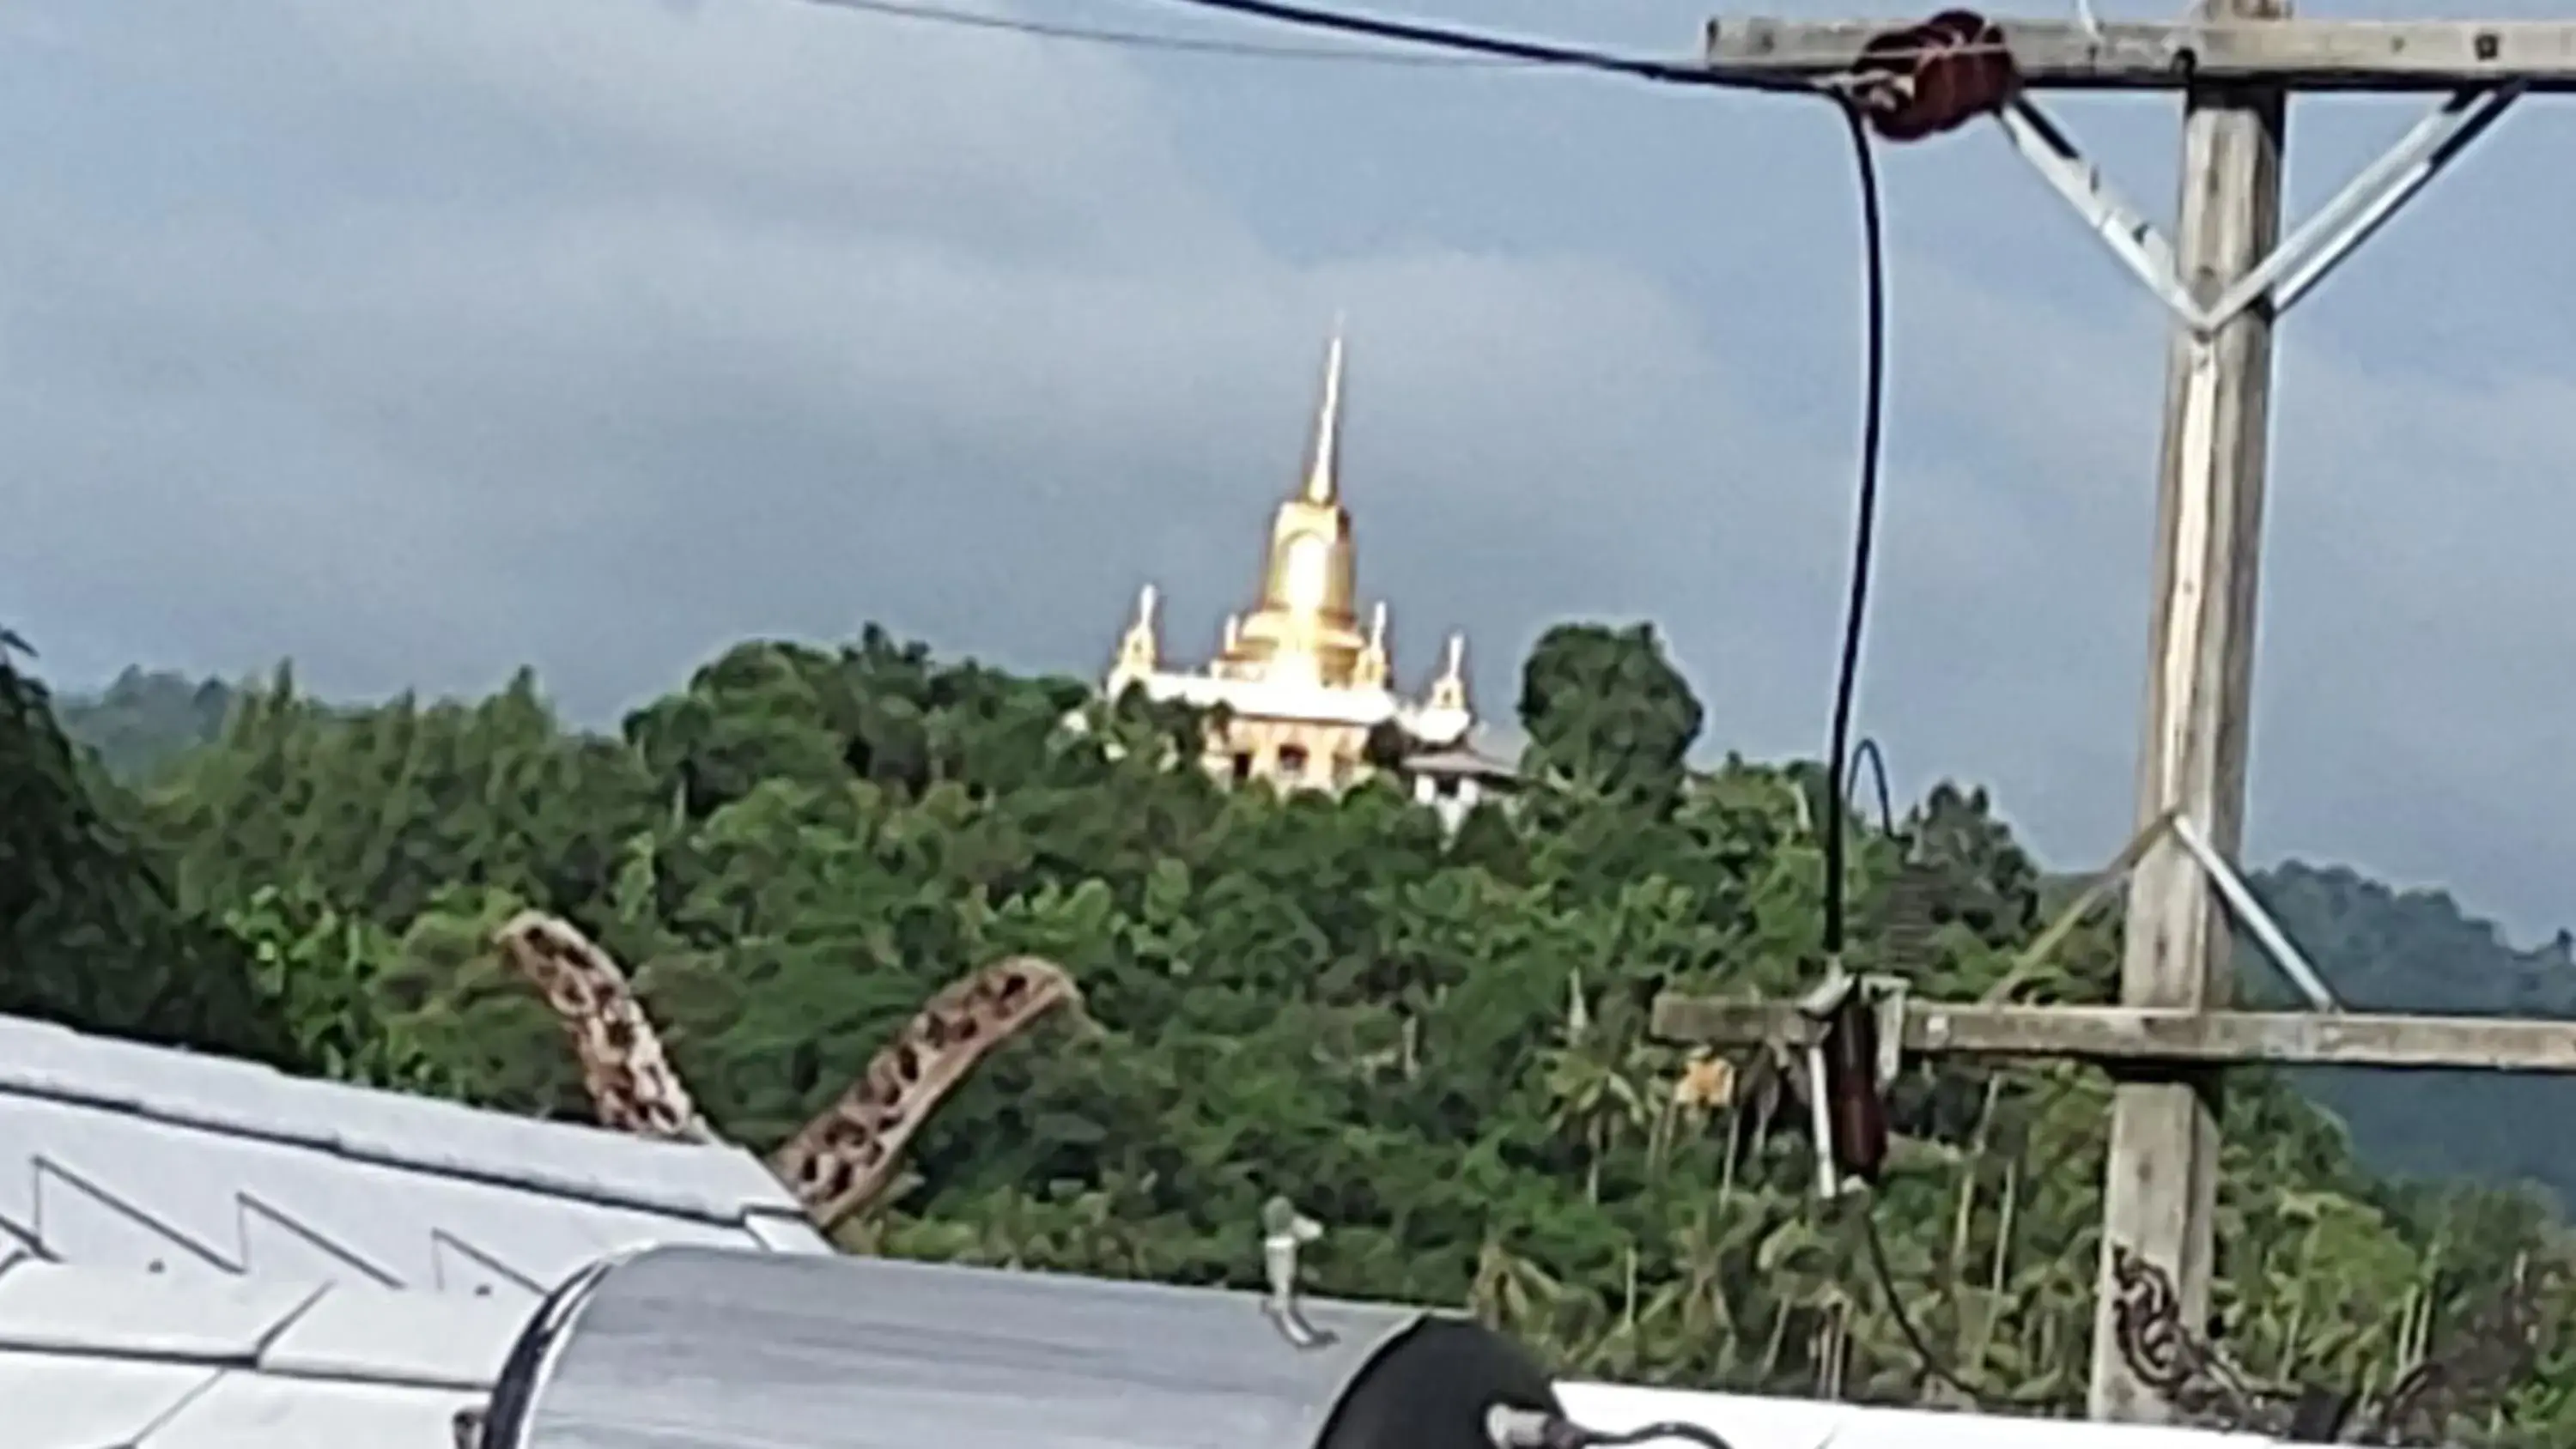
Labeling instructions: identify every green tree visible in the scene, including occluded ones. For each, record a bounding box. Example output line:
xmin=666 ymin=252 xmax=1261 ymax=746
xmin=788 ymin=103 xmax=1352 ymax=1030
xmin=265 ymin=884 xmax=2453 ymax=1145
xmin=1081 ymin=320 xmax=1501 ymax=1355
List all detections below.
xmin=218 ymin=880 xmax=460 ymax=1095
xmin=0 ymin=634 xmax=299 ymax=1065
xmin=1518 ymin=622 xmax=1704 ymax=811
xmin=87 ymin=621 xmax=2576 ymax=1442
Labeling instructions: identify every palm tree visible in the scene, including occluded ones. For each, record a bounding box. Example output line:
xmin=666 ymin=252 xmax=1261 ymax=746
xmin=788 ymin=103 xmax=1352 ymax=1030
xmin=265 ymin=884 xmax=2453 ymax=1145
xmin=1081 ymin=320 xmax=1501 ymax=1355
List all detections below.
xmin=1540 ymin=970 xmax=1653 ymax=1202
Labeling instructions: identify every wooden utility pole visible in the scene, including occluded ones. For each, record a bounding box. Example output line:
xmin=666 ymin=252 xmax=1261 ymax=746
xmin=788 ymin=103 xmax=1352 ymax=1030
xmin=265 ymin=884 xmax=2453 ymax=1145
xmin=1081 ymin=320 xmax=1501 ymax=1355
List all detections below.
xmin=1661 ymin=3 xmax=2568 ymax=1430
xmin=2090 ymin=0 xmax=2284 ymax=1418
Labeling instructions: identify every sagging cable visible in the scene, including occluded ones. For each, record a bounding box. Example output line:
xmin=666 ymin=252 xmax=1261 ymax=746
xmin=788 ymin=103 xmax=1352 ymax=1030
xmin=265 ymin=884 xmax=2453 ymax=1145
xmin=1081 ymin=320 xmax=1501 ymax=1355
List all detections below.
xmin=1485 ymin=1404 xmax=1737 ymax=1449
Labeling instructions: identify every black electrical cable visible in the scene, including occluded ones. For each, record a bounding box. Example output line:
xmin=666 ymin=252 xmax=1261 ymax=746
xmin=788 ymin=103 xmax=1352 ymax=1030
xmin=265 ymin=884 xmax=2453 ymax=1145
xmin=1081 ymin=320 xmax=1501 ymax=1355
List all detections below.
xmin=793 ymin=0 xmax=1777 ymax=82
xmin=801 ymin=0 xmax=1542 ymax=64
xmin=1558 ymin=1422 xmax=1739 ymax=1449
xmin=1807 ymin=108 xmax=2073 ymax=1418
xmin=793 ymin=0 xmax=2012 ymax=101
xmin=1127 ymin=0 xmax=1804 ymax=87
xmin=1857 ymin=1187 xmax=2063 ymax=1410
xmin=1841 ymin=747 xmax=2057 ymax=1412
xmin=1844 ymin=736 xmax=1894 ymax=847
xmin=1844 ymin=739 xmax=2068 ymax=1411
xmin=1841 ymin=737 xmax=1985 ymax=1403
xmin=1485 ymin=1404 xmax=1737 ymax=1449
xmin=1817 ymin=100 xmax=1885 ymax=967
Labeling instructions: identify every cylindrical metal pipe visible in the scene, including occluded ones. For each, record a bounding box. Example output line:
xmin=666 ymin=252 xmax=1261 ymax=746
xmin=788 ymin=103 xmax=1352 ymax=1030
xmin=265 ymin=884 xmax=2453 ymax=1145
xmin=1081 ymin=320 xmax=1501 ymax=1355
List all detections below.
xmin=483 ymin=1244 xmax=1560 ymax=1449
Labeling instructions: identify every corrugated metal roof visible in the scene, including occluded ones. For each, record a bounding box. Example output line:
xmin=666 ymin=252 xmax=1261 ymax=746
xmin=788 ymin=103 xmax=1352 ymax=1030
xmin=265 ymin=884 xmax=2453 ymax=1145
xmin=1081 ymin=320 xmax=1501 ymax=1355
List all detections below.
xmin=0 ymin=1254 xmax=526 ymax=1447
xmin=1556 ymin=1380 xmax=2312 ymax=1449
xmin=0 ymin=1238 xmax=2365 ymax=1449
xmin=475 ymin=1247 xmax=2359 ymax=1449
xmin=0 ymin=1016 xmax=2415 ymax=1449
xmin=0 ymin=1011 xmax=829 ymax=1299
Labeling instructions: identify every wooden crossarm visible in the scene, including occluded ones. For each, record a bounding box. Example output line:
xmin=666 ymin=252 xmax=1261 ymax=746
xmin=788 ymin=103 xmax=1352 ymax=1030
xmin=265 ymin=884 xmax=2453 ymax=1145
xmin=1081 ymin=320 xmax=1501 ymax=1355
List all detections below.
xmin=1652 ymin=995 xmax=2576 ymax=1073
xmin=1701 ymin=17 xmax=2576 ymax=92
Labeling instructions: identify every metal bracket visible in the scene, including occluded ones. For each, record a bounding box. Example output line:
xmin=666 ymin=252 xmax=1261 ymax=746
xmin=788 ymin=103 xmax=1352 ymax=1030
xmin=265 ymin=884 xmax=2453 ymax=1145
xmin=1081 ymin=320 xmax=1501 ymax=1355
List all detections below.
xmin=1259 ymin=1195 xmax=1334 ymax=1349
xmin=1994 ymin=809 xmax=2340 ymax=1014
xmin=1796 ymin=970 xmax=1909 ymax=1201
xmin=1995 ymin=85 xmax=2520 ymax=334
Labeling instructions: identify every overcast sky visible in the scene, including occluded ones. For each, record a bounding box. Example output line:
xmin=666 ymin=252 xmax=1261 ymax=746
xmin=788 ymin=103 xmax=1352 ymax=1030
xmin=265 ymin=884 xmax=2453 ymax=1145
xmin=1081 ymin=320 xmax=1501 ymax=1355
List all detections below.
xmin=3 ymin=0 xmax=2573 ymax=941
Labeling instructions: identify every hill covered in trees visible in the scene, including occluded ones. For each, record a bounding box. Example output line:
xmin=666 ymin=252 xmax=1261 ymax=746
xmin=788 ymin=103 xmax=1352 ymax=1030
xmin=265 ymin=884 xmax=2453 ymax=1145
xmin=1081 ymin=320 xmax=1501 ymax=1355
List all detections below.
xmin=2251 ymin=864 xmax=2576 ymax=1207
xmin=55 ymin=665 xmax=235 ymax=779
xmin=1 ymin=637 xmax=303 ymax=1064
xmin=13 ymin=624 xmax=2576 ymax=1439
xmin=56 ymin=653 xmax=2576 ymax=1210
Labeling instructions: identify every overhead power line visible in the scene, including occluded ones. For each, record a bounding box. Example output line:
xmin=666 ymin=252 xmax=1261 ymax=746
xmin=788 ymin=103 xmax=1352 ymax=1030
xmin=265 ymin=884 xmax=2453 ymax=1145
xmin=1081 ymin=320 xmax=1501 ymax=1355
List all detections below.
xmin=1119 ymin=0 xmax=1740 ymax=83
xmin=791 ymin=0 xmax=1803 ymax=84
xmin=796 ymin=0 xmax=2014 ymax=88
xmin=798 ymin=0 xmax=1547 ymax=68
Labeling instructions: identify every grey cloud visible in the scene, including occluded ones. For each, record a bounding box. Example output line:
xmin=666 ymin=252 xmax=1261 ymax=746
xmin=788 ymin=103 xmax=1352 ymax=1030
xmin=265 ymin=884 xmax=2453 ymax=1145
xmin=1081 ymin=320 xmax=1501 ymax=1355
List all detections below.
xmin=6 ymin=0 xmax=2576 ymax=940
xmin=1866 ymin=236 xmax=2576 ymax=931
xmin=2 ymin=0 xmax=1811 ymax=711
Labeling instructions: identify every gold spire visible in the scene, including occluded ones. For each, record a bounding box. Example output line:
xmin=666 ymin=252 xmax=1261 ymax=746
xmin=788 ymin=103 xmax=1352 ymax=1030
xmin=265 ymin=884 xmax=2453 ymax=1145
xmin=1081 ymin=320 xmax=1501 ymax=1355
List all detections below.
xmin=1426 ymin=632 xmax=1468 ymax=713
xmin=1355 ymin=601 xmax=1390 ymax=688
xmin=1301 ymin=321 xmax=1345 ymax=506
xmin=1115 ymin=583 xmax=1159 ymax=678
xmin=1221 ymin=322 xmax=1366 ymax=687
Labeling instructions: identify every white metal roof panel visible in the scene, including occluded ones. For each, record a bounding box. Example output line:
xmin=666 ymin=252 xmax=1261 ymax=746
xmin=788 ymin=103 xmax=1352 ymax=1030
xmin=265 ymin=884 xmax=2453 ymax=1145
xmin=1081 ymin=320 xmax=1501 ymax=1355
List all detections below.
xmin=3 ymin=1355 xmax=217 ymax=1448
xmin=0 ymin=1257 xmax=523 ymax=1447
xmin=0 ymin=1256 xmax=321 ymax=1355
xmin=264 ymin=1280 xmax=531 ymax=1384
xmin=0 ymin=1011 xmax=828 ymax=1295
xmin=148 ymin=1374 xmax=483 ymax=1448
xmin=1556 ymin=1380 xmax=2300 ymax=1449
xmin=0 ymin=1248 xmax=2391 ymax=1449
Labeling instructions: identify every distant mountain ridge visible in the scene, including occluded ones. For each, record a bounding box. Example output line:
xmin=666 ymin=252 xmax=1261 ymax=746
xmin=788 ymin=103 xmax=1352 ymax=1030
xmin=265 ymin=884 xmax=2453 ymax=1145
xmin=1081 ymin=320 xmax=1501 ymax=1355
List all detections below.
xmin=56 ymin=667 xmax=235 ymax=780
xmin=55 ymin=668 xmax=2576 ymax=1207
xmin=2249 ymin=862 xmax=2576 ymax=1204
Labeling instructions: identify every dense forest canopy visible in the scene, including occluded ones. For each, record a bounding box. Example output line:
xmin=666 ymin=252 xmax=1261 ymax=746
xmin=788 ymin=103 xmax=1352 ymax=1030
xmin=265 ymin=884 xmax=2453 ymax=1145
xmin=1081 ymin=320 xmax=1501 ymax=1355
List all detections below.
xmin=0 ymin=638 xmax=299 ymax=1064
xmin=15 ymin=623 xmax=2576 ymax=1440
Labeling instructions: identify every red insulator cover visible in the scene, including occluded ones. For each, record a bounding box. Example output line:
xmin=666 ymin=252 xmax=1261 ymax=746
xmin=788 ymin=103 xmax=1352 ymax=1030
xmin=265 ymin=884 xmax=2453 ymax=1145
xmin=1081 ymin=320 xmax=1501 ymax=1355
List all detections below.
xmin=1820 ymin=995 xmax=1890 ymax=1185
xmin=1849 ymin=9 xmax=2020 ymax=142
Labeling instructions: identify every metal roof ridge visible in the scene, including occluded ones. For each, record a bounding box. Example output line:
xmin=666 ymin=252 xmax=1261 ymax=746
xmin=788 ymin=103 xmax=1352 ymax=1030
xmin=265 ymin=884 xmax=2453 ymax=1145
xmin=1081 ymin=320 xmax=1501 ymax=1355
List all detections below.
xmin=0 ymin=1013 xmax=800 ymax=1226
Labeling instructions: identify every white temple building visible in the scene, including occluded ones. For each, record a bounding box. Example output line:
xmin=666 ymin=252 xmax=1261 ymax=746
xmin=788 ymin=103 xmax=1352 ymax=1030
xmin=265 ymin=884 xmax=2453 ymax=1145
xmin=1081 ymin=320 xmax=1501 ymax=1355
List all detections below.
xmin=1102 ymin=325 xmax=1492 ymax=797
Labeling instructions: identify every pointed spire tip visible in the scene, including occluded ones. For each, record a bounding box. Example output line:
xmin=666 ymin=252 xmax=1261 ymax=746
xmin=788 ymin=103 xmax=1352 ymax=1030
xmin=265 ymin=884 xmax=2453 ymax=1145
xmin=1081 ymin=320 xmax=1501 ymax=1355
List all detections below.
xmin=1302 ymin=320 xmax=1346 ymax=506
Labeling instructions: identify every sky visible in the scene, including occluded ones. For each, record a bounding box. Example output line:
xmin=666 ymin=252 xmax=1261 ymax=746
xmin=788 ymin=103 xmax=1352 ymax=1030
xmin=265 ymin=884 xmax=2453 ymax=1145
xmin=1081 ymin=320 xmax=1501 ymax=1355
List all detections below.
xmin=3 ymin=0 xmax=2573 ymax=942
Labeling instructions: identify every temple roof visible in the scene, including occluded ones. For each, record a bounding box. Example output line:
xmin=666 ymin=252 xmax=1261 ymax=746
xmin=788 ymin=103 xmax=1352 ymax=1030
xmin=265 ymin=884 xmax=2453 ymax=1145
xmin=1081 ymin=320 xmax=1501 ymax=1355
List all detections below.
xmin=1105 ymin=321 xmax=1472 ymax=732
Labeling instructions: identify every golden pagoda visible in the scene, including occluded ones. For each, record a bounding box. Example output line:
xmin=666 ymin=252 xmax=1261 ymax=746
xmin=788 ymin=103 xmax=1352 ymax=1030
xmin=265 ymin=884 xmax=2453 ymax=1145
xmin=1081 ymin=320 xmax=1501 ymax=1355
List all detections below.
xmin=1103 ymin=324 xmax=1473 ymax=792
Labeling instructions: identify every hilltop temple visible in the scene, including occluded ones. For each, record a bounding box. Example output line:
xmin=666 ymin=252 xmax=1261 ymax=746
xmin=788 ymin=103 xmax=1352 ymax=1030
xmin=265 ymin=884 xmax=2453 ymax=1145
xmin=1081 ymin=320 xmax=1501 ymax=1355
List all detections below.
xmin=1102 ymin=327 xmax=1506 ymax=806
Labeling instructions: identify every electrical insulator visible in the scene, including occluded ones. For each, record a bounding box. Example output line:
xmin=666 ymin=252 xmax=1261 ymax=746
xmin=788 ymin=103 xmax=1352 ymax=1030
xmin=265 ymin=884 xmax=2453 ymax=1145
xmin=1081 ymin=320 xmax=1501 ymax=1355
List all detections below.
xmin=1818 ymin=992 xmax=1891 ymax=1185
xmin=1845 ymin=10 xmax=2019 ymax=142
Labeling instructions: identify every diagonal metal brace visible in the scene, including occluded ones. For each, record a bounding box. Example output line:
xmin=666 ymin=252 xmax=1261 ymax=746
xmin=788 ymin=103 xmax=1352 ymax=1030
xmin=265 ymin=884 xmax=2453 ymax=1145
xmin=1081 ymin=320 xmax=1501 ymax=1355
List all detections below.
xmin=1994 ymin=86 xmax=2519 ymax=335
xmin=1995 ymin=99 xmax=2202 ymax=325
xmin=2163 ymin=814 xmax=2340 ymax=1013
xmin=1985 ymin=809 xmax=2341 ymax=1013
xmin=2201 ymin=83 xmax=2523 ymax=329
